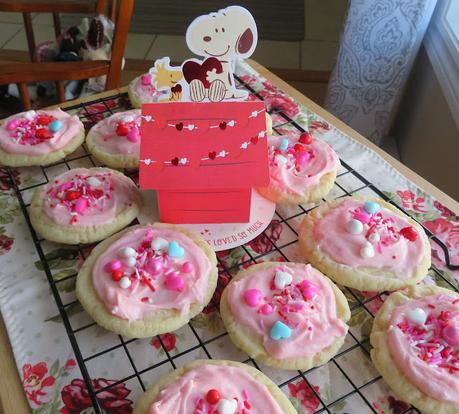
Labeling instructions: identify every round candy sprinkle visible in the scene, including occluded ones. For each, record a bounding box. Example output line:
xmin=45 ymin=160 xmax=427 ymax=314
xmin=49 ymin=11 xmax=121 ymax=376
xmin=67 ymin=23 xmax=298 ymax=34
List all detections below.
xmin=259 ymin=303 xmax=274 ymax=315
xmin=111 ymin=270 xmax=124 ymax=281
xmin=295 ymin=150 xmax=310 ymax=165
xmin=126 ymin=256 xmax=137 ymax=268
xmin=181 ymin=261 xmax=194 ymax=273
xmin=141 ymin=74 xmax=152 ymax=85
xmin=279 ymin=138 xmax=289 ymax=151
xmin=165 ymin=272 xmax=185 ymax=291
xmin=407 ymin=308 xmax=427 ymax=325
xmin=442 ymin=323 xmax=459 ymax=346
xmin=364 ymin=201 xmax=380 ymax=214
xmin=145 ymin=258 xmax=163 ymax=275
xmin=368 ymin=232 xmax=380 ymax=243
xmin=270 ymin=321 xmax=292 ymax=340
xmin=346 ymin=219 xmax=363 ymax=234
xmin=48 ymin=119 xmax=63 ymax=132
xmin=105 ymin=260 xmax=122 ymax=272
xmin=360 ymin=241 xmax=375 ymax=258
xmin=87 ymin=176 xmax=102 ymax=187
xmin=299 ymin=280 xmax=318 ymax=300
xmin=116 ymin=123 xmax=129 ymax=136
xmin=24 ymin=110 xmax=36 ymax=120
xmin=119 ymin=276 xmax=132 ymax=289
xmin=243 ymin=289 xmax=262 ymax=307
xmin=119 ymin=247 xmax=137 ymax=258
xmin=299 ymin=132 xmax=312 ymax=144
xmin=127 ymin=127 xmax=140 ymax=143
xmin=206 ymin=389 xmax=221 ymax=404
xmin=151 ymin=237 xmax=168 ymax=251
xmin=400 ymin=226 xmax=418 ymax=242
xmin=74 ymin=198 xmax=88 ymax=214
xmin=6 ymin=119 xmax=19 ymax=130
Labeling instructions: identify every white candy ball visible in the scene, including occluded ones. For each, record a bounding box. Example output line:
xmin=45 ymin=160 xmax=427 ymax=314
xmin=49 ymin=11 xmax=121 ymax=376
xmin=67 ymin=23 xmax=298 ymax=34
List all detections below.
xmin=119 ymin=247 xmax=136 ymax=258
xmin=119 ymin=276 xmax=131 ymax=289
xmin=151 ymin=237 xmax=168 ymax=251
xmin=408 ymin=308 xmax=427 ymax=325
xmin=24 ymin=110 xmax=36 ymax=120
xmin=360 ymin=241 xmax=375 ymax=258
xmin=368 ymin=232 xmax=380 ymax=243
xmin=346 ymin=219 xmax=363 ymax=234
xmin=126 ymin=256 xmax=137 ymax=267
xmin=87 ymin=177 xmax=102 ymax=187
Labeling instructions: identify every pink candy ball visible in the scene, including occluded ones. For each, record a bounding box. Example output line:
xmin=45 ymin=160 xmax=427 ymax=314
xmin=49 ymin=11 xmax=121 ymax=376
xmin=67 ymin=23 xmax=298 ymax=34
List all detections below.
xmin=57 ymin=182 xmax=73 ymax=192
xmin=74 ymin=198 xmax=88 ymax=214
xmin=165 ymin=272 xmax=185 ymax=291
xmin=296 ymin=151 xmax=311 ymax=165
xmin=105 ymin=260 xmax=122 ymax=272
xmin=145 ymin=258 xmax=163 ymax=275
xmin=141 ymin=74 xmax=152 ymax=86
xmin=6 ymin=119 xmax=19 ymax=130
xmin=259 ymin=303 xmax=274 ymax=315
xmin=300 ymin=280 xmax=318 ymax=300
xmin=127 ymin=127 xmax=140 ymax=143
xmin=181 ymin=261 xmax=194 ymax=273
xmin=442 ymin=323 xmax=459 ymax=346
xmin=243 ymin=289 xmax=262 ymax=307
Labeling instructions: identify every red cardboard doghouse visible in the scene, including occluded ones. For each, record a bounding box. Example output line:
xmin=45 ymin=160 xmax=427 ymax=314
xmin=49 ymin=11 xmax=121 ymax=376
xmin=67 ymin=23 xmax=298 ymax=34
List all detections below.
xmin=140 ymin=101 xmax=269 ymax=223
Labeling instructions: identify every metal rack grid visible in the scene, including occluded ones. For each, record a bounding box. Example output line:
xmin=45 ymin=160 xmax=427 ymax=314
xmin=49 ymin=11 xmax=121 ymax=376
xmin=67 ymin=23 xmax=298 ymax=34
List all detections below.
xmin=5 ymin=75 xmax=458 ymax=414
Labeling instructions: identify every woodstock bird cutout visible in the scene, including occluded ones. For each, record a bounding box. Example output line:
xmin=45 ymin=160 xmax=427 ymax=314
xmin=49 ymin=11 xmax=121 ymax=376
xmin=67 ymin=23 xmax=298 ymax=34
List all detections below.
xmin=147 ymin=5 xmax=258 ymax=103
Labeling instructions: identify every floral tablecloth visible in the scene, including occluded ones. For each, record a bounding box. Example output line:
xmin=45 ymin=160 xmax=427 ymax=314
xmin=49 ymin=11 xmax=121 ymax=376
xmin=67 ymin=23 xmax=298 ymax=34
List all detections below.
xmin=0 ymin=61 xmax=458 ymax=414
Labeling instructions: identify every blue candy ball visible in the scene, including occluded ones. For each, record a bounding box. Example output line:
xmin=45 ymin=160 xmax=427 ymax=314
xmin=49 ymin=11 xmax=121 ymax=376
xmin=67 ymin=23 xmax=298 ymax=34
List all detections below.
xmin=364 ymin=201 xmax=380 ymax=214
xmin=48 ymin=119 xmax=63 ymax=133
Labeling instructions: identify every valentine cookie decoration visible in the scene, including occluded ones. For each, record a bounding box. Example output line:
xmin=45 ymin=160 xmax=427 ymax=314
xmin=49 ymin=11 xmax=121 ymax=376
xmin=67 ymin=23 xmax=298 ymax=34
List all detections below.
xmin=86 ymin=109 xmax=141 ymax=169
xmin=257 ymin=132 xmax=339 ymax=204
xmin=299 ymin=196 xmax=431 ymax=291
xmin=220 ymin=262 xmax=350 ymax=370
xmin=371 ymin=285 xmax=459 ymax=413
xmin=76 ymin=223 xmax=217 ymax=338
xmin=0 ymin=108 xmax=84 ymax=166
xmin=133 ymin=360 xmax=297 ymax=414
xmin=30 ymin=167 xmax=142 ymax=244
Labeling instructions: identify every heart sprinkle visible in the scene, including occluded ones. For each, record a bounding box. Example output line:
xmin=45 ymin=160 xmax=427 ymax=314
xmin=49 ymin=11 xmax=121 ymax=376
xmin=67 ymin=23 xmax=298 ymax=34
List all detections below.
xmin=243 ymin=289 xmax=262 ymax=307
xmin=274 ymin=270 xmax=293 ymax=289
xmin=168 ymin=241 xmax=185 ymax=258
xmin=270 ymin=321 xmax=292 ymax=340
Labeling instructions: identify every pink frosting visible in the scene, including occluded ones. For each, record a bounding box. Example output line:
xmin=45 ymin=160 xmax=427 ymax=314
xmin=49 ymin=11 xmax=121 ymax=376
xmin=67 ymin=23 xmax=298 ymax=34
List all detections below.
xmin=92 ymin=226 xmax=212 ymax=320
xmin=314 ymin=198 xmax=425 ymax=277
xmin=148 ymin=364 xmax=285 ymax=413
xmin=226 ymin=263 xmax=348 ymax=359
xmin=131 ymin=75 xmax=167 ymax=103
xmin=89 ymin=109 xmax=141 ymax=156
xmin=267 ymin=134 xmax=339 ymax=195
xmin=0 ymin=108 xmax=82 ymax=155
xmin=388 ymin=294 xmax=459 ymax=403
xmin=42 ymin=168 xmax=138 ymax=226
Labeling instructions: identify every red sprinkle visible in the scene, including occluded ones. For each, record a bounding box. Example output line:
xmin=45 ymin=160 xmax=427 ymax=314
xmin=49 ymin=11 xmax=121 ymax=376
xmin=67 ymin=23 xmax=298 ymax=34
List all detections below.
xmin=299 ymin=132 xmax=312 ymax=144
xmin=35 ymin=128 xmax=53 ymax=140
xmin=206 ymin=389 xmax=220 ymax=405
xmin=400 ymin=226 xmax=418 ymax=241
xmin=65 ymin=190 xmax=81 ymax=201
xmin=116 ymin=123 xmax=129 ymax=136
xmin=36 ymin=115 xmax=54 ymax=125
xmin=111 ymin=270 xmax=123 ymax=281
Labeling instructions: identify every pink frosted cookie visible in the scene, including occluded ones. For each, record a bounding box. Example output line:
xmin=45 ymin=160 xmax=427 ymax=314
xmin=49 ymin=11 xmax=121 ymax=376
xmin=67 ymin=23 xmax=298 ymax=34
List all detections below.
xmin=299 ymin=196 xmax=431 ymax=291
xmin=76 ymin=223 xmax=217 ymax=338
xmin=30 ymin=167 xmax=142 ymax=244
xmin=133 ymin=360 xmax=297 ymax=414
xmin=0 ymin=108 xmax=84 ymax=166
xmin=220 ymin=262 xmax=350 ymax=369
xmin=257 ymin=132 xmax=339 ymax=204
xmin=128 ymin=73 xmax=168 ymax=108
xmin=371 ymin=285 xmax=459 ymax=413
xmin=86 ymin=109 xmax=141 ymax=169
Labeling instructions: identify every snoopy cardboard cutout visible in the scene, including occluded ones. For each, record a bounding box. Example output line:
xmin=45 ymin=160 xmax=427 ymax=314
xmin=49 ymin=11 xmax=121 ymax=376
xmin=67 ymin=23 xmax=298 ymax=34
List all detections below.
xmin=146 ymin=5 xmax=258 ymax=103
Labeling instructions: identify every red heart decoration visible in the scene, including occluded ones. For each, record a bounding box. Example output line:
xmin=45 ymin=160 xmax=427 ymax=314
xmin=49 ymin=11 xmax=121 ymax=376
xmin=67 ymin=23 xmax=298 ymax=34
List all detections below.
xmin=36 ymin=115 xmax=54 ymax=126
xmin=176 ymin=122 xmax=183 ymax=131
xmin=250 ymin=136 xmax=258 ymax=145
xmin=400 ymin=227 xmax=418 ymax=241
xmin=35 ymin=128 xmax=53 ymax=140
xmin=219 ymin=122 xmax=227 ymax=130
xmin=116 ymin=123 xmax=129 ymax=136
xmin=171 ymin=157 xmax=179 ymax=166
xmin=299 ymin=132 xmax=312 ymax=145
xmin=208 ymin=151 xmax=217 ymax=160
xmin=182 ymin=57 xmax=223 ymax=89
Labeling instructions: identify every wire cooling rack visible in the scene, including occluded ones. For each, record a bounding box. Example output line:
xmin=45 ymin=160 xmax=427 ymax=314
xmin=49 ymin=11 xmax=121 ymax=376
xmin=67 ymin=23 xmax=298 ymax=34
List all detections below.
xmin=5 ymin=75 xmax=459 ymax=414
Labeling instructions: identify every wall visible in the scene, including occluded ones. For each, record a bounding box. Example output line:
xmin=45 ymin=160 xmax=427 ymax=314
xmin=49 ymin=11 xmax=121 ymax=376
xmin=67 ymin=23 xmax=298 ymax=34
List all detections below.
xmin=392 ymin=46 xmax=459 ymax=200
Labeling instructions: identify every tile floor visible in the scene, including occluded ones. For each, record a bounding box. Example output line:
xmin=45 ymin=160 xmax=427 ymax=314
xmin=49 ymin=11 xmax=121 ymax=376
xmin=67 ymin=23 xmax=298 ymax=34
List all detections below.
xmin=0 ymin=1 xmax=347 ymax=71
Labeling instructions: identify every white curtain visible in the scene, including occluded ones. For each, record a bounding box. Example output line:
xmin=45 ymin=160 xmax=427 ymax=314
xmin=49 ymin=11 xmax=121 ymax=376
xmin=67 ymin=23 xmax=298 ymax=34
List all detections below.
xmin=325 ymin=0 xmax=438 ymax=145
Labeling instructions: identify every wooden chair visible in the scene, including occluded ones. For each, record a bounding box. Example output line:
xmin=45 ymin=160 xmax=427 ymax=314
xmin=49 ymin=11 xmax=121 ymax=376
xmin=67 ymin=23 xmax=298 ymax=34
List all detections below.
xmin=0 ymin=0 xmax=134 ymax=110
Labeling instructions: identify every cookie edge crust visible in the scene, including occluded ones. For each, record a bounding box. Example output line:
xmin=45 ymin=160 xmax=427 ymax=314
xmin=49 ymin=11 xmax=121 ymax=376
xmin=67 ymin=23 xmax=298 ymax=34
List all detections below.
xmin=220 ymin=261 xmax=351 ymax=370
xmin=370 ymin=285 xmax=459 ymax=414
xmin=76 ymin=223 xmax=218 ymax=338
xmin=29 ymin=167 xmax=142 ymax=244
xmin=133 ymin=359 xmax=298 ymax=414
xmin=298 ymin=196 xmax=431 ymax=291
